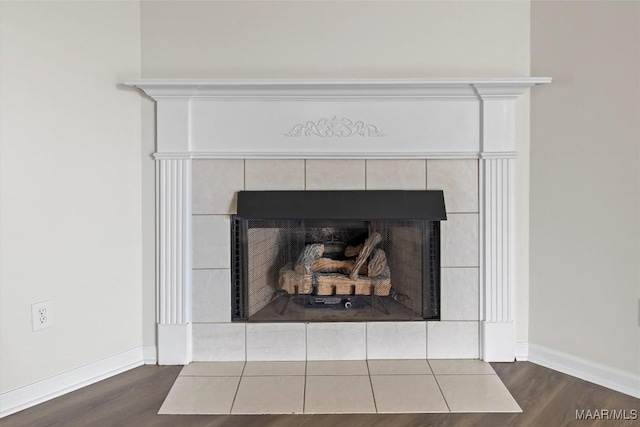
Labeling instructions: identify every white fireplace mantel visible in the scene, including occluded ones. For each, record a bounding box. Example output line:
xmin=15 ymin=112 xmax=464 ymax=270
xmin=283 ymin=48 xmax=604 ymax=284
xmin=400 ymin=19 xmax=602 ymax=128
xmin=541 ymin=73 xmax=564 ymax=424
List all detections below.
xmin=127 ymin=78 xmax=551 ymax=365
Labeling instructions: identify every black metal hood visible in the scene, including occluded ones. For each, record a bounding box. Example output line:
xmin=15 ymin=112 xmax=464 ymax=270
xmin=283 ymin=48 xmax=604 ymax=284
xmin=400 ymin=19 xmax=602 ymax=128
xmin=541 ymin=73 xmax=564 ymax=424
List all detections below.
xmin=236 ymin=190 xmax=447 ymax=221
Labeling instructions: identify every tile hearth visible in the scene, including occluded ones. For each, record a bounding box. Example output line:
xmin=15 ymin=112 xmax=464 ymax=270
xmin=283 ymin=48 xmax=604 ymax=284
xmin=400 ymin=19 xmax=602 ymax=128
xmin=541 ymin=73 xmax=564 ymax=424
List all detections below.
xmin=159 ymin=359 xmax=521 ymax=415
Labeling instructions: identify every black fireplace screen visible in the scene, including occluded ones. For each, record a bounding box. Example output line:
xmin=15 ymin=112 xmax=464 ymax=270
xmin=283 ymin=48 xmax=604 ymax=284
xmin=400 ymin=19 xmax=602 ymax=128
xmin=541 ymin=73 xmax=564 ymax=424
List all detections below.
xmin=230 ymin=191 xmax=446 ymax=322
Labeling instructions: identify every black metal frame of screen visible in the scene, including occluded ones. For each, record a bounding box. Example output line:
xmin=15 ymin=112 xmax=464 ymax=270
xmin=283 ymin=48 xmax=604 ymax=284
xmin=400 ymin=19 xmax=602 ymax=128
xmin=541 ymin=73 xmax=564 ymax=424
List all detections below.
xmin=229 ymin=190 xmax=446 ymax=322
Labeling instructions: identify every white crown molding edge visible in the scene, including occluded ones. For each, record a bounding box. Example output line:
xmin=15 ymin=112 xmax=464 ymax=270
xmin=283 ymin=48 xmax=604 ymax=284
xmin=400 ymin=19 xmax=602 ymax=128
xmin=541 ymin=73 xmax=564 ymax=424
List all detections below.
xmin=528 ymin=344 xmax=640 ymax=399
xmin=125 ymin=77 xmax=551 ymax=100
xmin=152 ymin=151 xmax=518 ymax=160
xmin=0 ymin=346 xmax=156 ymax=418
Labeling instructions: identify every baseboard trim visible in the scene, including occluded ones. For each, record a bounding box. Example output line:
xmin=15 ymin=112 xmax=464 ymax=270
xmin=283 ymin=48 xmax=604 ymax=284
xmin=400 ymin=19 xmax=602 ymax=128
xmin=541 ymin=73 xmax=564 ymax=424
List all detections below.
xmin=0 ymin=346 xmax=147 ymax=418
xmin=515 ymin=342 xmax=529 ymax=361
xmin=143 ymin=345 xmax=158 ymax=365
xmin=529 ymin=344 xmax=640 ymax=398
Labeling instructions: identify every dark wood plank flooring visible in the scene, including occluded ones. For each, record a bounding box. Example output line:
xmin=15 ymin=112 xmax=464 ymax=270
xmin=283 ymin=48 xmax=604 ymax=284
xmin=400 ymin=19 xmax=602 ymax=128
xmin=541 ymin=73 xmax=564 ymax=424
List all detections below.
xmin=3 ymin=362 xmax=638 ymax=427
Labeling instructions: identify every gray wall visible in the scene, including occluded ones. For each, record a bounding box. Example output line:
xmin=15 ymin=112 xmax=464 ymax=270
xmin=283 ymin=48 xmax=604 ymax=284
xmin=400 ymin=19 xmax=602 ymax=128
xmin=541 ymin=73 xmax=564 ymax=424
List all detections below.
xmin=0 ymin=1 xmax=142 ymax=393
xmin=531 ymin=0 xmax=640 ymax=374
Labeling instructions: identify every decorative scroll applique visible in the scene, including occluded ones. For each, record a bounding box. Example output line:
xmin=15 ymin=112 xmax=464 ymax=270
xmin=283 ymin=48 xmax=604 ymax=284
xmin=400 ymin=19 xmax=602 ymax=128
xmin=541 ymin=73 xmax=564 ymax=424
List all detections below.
xmin=284 ymin=117 xmax=386 ymax=138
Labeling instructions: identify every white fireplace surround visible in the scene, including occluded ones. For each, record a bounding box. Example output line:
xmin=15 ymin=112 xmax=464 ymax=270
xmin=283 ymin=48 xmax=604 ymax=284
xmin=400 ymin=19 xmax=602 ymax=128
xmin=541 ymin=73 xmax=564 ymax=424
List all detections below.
xmin=127 ymin=78 xmax=551 ymax=365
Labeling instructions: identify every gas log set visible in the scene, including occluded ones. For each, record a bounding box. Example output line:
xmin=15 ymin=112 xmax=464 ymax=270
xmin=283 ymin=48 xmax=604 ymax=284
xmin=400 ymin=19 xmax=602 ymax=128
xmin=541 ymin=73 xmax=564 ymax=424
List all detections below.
xmin=279 ymin=232 xmax=391 ymax=298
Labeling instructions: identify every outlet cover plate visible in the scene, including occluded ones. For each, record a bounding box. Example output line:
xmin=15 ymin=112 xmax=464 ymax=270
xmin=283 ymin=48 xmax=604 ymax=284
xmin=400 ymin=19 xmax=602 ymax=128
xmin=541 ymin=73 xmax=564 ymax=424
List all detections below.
xmin=32 ymin=300 xmax=53 ymax=331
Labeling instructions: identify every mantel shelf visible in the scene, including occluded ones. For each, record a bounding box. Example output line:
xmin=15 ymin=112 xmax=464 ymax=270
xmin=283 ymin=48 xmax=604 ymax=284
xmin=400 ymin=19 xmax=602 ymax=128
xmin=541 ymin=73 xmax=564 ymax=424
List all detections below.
xmin=125 ymin=77 xmax=552 ymax=100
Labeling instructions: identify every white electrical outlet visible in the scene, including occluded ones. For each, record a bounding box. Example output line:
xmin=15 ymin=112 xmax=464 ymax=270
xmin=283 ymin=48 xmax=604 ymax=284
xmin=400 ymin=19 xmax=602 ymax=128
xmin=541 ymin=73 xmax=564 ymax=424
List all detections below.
xmin=32 ymin=300 xmax=53 ymax=331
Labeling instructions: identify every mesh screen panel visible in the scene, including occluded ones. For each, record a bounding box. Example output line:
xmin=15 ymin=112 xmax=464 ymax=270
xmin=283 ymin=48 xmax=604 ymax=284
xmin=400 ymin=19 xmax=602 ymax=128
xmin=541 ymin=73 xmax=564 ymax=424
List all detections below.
xmin=232 ymin=217 xmax=440 ymax=321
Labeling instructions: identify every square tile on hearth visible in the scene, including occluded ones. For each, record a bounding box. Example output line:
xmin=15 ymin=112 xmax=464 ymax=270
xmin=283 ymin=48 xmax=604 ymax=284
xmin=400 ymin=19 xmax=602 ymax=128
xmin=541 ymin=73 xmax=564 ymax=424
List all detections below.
xmin=304 ymin=375 xmax=375 ymax=414
xmin=371 ymin=375 xmax=449 ymax=413
xmin=243 ymin=361 xmax=306 ymax=376
xmin=366 ymin=321 xmax=427 ymax=359
xmin=306 ymin=322 xmax=366 ymax=360
xmin=179 ymin=361 xmax=245 ymax=377
xmin=429 ymin=359 xmax=495 ymax=375
xmin=231 ymin=376 xmax=305 ymax=414
xmin=158 ymin=376 xmax=240 ymax=415
xmin=246 ymin=323 xmax=306 ymax=361
xmin=192 ymin=323 xmax=246 ymax=361
xmin=306 ymin=360 xmax=369 ymax=376
xmin=367 ymin=359 xmax=432 ymax=375
xmin=436 ymin=374 xmax=522 ymax=412
xmin=427 ymin=321 xmax=479 ymax=359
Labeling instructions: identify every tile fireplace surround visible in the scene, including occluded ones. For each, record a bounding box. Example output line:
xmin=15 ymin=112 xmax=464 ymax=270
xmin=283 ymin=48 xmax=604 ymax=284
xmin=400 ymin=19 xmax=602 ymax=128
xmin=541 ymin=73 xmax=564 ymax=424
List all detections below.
xmin=127 ymin=78 xmax=551 ymax=366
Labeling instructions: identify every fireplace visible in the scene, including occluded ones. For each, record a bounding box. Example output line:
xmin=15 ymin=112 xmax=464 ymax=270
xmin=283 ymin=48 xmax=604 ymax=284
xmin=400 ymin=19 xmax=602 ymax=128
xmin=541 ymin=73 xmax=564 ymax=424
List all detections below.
xmin=126 ymin=77 xmax=551 ymax=364
xmin=232 ymin=190 xmax=446 ymax=322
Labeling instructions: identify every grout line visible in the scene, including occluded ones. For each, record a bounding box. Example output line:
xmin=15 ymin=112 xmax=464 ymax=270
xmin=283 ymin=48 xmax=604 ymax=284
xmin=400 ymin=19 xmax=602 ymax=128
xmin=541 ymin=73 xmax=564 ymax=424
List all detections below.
xmin=430 ymin=373 xmax=497 ymax=375
xmin=243 ymin=159 xmax=246 ymax=190
xmin=180 ymin=374 xmax=243 ymax=377
xmin=302 ymin=355 xmax=308 ymax=413
xmin=303 ymin=159 xmax=307 ymax=190
xmin=367 ymin=365 xmax=379 ymax=414
xmin=425 ymin=159 xmax=428 ymax=189
xmin=432 ymin=374 xmax=452 ymax=413
xmin=241 ymin=374 xmax=306 ymax=377
xmin=364 ymin=160 xmax=368 ymax=190
xmin=305 ymin=373 xmax=370 ymax=376
xmin=367 ymin=373 xmax=433 ymax=376
xmin=365 ymin=323 xmax=368 ymax=360
xmin=229 ymin=360 xmax=247 ymax=414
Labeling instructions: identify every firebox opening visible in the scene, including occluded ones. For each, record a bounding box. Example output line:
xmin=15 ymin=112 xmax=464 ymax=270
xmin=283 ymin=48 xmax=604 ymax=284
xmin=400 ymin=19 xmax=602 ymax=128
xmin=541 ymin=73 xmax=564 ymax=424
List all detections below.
xmin=231 ymin=191 xmax=446 ymax=322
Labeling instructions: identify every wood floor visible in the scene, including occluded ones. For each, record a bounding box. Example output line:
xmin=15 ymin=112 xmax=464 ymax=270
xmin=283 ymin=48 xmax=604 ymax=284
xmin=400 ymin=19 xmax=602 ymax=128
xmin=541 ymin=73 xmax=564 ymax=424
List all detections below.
xmin=4 ymin=361 xmax=638 ymax=427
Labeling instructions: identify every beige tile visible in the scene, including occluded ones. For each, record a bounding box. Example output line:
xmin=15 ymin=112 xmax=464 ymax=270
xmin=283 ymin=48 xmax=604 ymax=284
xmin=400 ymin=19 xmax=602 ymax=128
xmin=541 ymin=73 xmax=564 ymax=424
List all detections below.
xmin=243 ymin=361 xmax=306 ymax=376
xmin=441 ymin=213 xmax=479 ymax=267
xmin=231 ymin=376 xmax=305 ymax=414
xmin=436 ymin=374 xmax=521 ymax=412
xmin=158 ymin=376 xmax=240 ymax=414
xmin=192 ymin=269 xmax=231 ymax=323
xmin=371 ymin=375 xmax=449 ymax=413
xmin=192 ymin=215 xmax=230 ymax=269
xmin=305 ymin=160 xmax=365 ymax=190
xmin=427 ymin=159 xmax=478 ymax=213
xmin=245 ymin=159 xmax=305 ymax=190
xmin=306 ymin=360 xmax=369 ymax=376
xmin=366 ymin=321 xmax=427 ymax=359
xmin=179 ymin=361 xmax=245 ymax=377
xmin=246 ymin=323 xmax=306 ymax=361
xmin=192 ymin=323 xmax=246 ymax=361
xmin=365 ymin=160 xmax=426 ymax=190
xmin=307 ymin=322 xmax=366 ymax=360
xmin=304 ymin=375 xmax=376 ymax=414
xmin=367 ymin=359 xmax=432 ymax=375
xmin=192 ymin=159 xmax=244 ymax=214
xmin=440 ymin=268 xmax=479 ymax=321
xmin=429 ymin=359 xmax=495 ymax=375
xmin=427 ymin=321 xmax=479 ymax=359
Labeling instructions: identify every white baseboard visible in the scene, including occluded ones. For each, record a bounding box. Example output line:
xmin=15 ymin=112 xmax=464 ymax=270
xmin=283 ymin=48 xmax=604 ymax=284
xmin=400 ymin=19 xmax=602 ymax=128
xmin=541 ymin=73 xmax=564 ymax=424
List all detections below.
xmin=515 ymin=342 xmax=529 ymax=361
xmin=0 ymin=346 xmax=148 ymax=418
xmin=143 ymin=345 xmax=158 ymax=364
xmin=529 ymin=344 xmax=640 ymax=398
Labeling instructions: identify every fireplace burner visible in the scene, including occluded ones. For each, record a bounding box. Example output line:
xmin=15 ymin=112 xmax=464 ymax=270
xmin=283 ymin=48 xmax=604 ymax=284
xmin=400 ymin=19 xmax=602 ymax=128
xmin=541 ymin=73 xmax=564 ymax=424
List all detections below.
xmin=231 ymin=190 xmax=446 ymax=322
